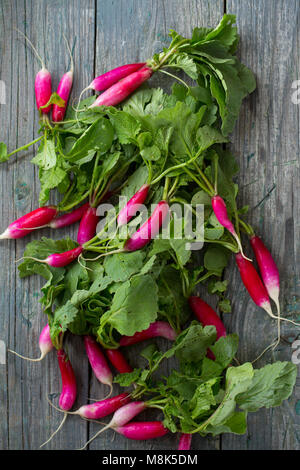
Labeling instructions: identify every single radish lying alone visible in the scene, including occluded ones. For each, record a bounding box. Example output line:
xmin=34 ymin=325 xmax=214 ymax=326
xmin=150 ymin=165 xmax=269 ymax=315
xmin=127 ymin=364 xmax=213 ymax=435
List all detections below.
xmin=0 ymin=206 xmax=58 ymax=239
xmin=49 ymin=202 xmax=90 ymax=229
xmin=8 ymin=323 xmax=53 ymax=362
xmin=89 ymin=66 xmax=153 ymax=108
xmin=52 ymin=35 xmax=74 ymax=122
xmin=79 ymin=401 xmax=147 ymax=449
xmin=124 ymin=200 xmax=169 ymax=252
xmin=178 ymin=433 xmax=192 ymax=450
xmin=77 ymin=206 xmax=99 ymax=245
xmin=117 ymin=183 xmax=150 ymax=227
xmin=84 ymin=335 xmax=113 ymax=393
xmin=120 ymin=321 xmax=177 ymax=347
xmin=211 ymin=195 xmax=250 ymax=260
xmin=105 ymin=349 xmax=133 ymax=374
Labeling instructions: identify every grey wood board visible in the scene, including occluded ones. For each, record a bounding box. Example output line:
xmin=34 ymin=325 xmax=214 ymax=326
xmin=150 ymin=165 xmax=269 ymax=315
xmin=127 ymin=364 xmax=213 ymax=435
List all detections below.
xmin=222 ymin=0 xmax=300 ymax=450
xmin=0 ymin=0 xmax=299 ymax=451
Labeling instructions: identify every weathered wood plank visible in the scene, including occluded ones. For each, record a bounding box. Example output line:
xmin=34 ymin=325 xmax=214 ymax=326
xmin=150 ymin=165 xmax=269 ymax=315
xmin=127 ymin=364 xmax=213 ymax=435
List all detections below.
xmin=91 ymin=0 xmax=224 ymax=451
xmin=222 ymin=0 xmax=300 ymax=450
xmin=0 ymin=0 xmax=95 ymax=450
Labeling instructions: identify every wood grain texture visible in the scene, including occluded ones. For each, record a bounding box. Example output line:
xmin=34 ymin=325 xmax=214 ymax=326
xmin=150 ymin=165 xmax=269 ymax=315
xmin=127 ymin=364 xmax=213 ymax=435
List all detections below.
xmin=0 ymin=0 xmax=299 ymax=451
xmin=222 ymin=0 xmax=300 ymax=450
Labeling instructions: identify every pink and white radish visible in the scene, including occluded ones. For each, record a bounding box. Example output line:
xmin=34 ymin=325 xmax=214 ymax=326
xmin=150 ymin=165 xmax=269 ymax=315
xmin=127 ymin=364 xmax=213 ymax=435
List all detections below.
xmin=0 ymin=206 xmax=58 ymax=239
xmin=23 ymin=245 xmax=83 ymax=268
xmin=120 ymin=321 xmax=177 ymax=347
xmin=89 ymin=66 xmax=153 ymax=108
xmin=41 ymin=348 xmax=77 ymax=447
xmin=211 ymin=195 xmax=250 ymax=260
xmin=52 ymin=35 xmax=74 ymax=122
xmin=48 ymin=392 xmax=131 ymax=420
xmin=105 ymin=349 xmax=133 ymax=374
xmin=49 ymin=202 xmax=90 ymax=229
xmin=8 ymin=324 xmax=53 ymax=362
xmin=78 ymin=63 xmax=146 ymax=106
xmin=84 ymin=335 xmax=113 ymax=395
xmin=77 ymin=206 xmax=99 ymax=245
xmin=79 ymin=401 xmax=147 ymax=449
xmin=16 ymin=29 xmax=52 ymax=114
xmin=117 ymin=183 xmax=150 ymax=227
xmin=235 ymin=252 xmax=273 ymax=317
xmin=124 ymin=200 xmax=169 ymax=252
xmin=178 ymin=433 xmax=192 ymax=450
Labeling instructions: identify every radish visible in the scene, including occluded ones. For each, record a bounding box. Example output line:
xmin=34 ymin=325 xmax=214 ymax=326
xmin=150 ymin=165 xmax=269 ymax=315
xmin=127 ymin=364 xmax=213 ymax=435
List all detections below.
xmin=124 ymin=200 xmax=169 ymax=252
xmin=48 ymin=392 xmax=131 ymax=420
xmin=188 ymin=296 xmax=226 ymax=339
xmin=117 ymin=183 xmax=150 ymax=227
xmin=84 ymin=335 xmax=113 ymax=395
xmin=89 ymin=66 xmax=153 ymax=108
xmin=49 ymin=202 xmax=90 ymax=229
xmin=41 ymin=348 xmax=77 ymax=447
xmin=114 ymin=421 xmax=168 ymax=440
xmin=105 ymin=349 xmax=133 ymax=374
xmin=120 ymin=321 xmax=177 ymax=347
xmin=16 ymin=29 xmax=52 ymax=114
xmin=250 ymin=235 xmax=280 ymax=313
xmin=77 ymin=206 xmax=99 ymax=245
xmin=211 ymin=195 xmax=251 ymax=261
xmin=235 ymin=252 xmax=273 ymax=317
xmin=79 ymin=401 xmax=147 ymax=449
xmin=178 ymin=433 xmax=192 ymax=450
xmin=52 ymin=35 xmax=74 ymax=122
xmin=0 ymin=206 xmax=58 ymax=239
xmin=23 ymin=245 xmax=83 ymax=268
xmin=8 ymin=324 xmax=53 ymax=362
xmin=78 ymin=63 xmax=146 ymax=106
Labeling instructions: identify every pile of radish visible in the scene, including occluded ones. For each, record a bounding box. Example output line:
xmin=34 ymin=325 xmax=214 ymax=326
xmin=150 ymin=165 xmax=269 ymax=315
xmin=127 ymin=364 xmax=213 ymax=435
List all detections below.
xmin=0 ymin=15 xmax=299 ymax=450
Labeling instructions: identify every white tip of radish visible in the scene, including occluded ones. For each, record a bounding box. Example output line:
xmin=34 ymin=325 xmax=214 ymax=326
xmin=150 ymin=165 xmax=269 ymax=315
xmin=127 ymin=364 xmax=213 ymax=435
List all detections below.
xmin=261 ymin=301 xmax=275 ymax=318
xmin=0 ymin=229 xmax=11 ymax=239
xmin=234 ymin=234 xmax=252 ymax=262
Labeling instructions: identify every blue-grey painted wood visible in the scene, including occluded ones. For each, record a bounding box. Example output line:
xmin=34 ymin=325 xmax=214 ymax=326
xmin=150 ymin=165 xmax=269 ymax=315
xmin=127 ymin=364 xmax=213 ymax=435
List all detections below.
xmin=222 ymin=0 xmax=300 ymax=450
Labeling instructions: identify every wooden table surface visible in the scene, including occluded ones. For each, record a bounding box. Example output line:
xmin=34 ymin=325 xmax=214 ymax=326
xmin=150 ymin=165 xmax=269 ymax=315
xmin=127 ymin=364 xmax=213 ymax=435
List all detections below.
xmin=0 ymin=0 xmax=299 ymax=450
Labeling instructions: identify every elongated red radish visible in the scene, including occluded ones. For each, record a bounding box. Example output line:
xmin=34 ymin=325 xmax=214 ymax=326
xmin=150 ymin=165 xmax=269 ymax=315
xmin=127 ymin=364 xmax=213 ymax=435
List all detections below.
xmin=117 ymin=184 xmax=150 ymax=227
xmin=120 ymin=321 xmax=177 ymax=347
xmin=115 ymin=421 xmax=168 ymax=440
xmin=49 ymin=202 xmax=90 ymax=229
xmin=48 ymin=392 xmax=131 ymax=420
xmin=79 ymin=401 xmax=147 ymax=449
xmin=178 ymin=433 xmax=192 ymax=450
xmin=124 ymin=200 xmax=169 ymax=252
xmin=41 ymin=348 xmax=77 ymax=448
xmin=77 ymin=206 xmax=99 ymax=245
xmin=45 ymin=246 xmax=83 ymax=267
xmin=188 ymin=297 xmax=226 ymax=339
xmin=35 ymin=68 xmax=52 ymax=114
xmin=8 ymin=324 xmax=53 ymax=362
xmin=250 ymin=235 xmax=280 ymax=311
xmin=105 ymin=349 xmax=133 ymax=374
xmin=52 ymin=35 xmax=74 ymax=122
xmin=84 ymin=335 xmax=113 ymax=393
xmin=16 ymin=29 xmax=52 ymax=114
xmin=211 ymin=195 xmax=251 ymax=261
xmin=0 ymin=206 xmax=58 ymax=239
xmin=78 ymin=63 xmax=146 ymax=106
xmin=235 ymin=252 xmax=273 ymax=317
xmin=89 ymin=66 xmax=153 ymax=108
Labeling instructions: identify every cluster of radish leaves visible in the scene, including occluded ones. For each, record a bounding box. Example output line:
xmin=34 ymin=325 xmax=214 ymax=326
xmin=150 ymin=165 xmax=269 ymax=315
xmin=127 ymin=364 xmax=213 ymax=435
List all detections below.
xmin=114 ymin=323 xmax=297 ymax=436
